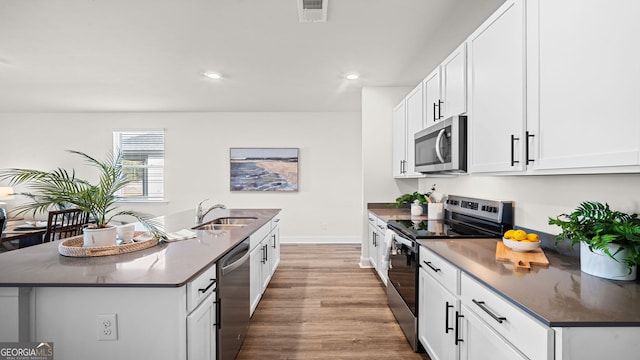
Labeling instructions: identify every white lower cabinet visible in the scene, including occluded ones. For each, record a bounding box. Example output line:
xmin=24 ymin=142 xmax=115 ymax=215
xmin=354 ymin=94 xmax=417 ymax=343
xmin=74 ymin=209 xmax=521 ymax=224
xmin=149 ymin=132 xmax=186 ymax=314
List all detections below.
xmin=460 ymin=273 xmax=553 ymax=360
xmin=187 ymin=291 xmax=216 ymax=360
xmin=458 ymin=304 xmax=526 ymax=360
xmin=419 ymin=246 xmax=553 ymax=360
xmin=250 ymin=218 xmax=281 ymax=316
xmin=367 ymin=212 xmax=388 ymax=285
xmin=418 ymin=246 xmax=460 ymax=360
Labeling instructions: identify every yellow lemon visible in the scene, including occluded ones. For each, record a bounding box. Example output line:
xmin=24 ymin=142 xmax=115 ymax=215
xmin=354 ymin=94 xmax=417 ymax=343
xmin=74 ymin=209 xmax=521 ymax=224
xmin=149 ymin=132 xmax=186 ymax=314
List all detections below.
xmin=527 ymin=233 xmax=540 ymax=242
xmin=513 ymin=229 xmax=527 ymax=241
xmin=503 ymin=229 xmax=515 ymax=239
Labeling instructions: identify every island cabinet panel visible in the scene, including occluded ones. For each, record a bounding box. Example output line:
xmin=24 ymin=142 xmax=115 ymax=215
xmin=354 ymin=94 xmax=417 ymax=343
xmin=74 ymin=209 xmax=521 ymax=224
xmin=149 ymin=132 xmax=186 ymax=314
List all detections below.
xmin=187 ymin=291 xmax=216 ymax=360
xmin=0 ymin=288 xmax=19 ymax=342
xmin=33 ymin=286 xmax=188 ymax=360
xmin=249 ymin=217 xmax=280 ymax=316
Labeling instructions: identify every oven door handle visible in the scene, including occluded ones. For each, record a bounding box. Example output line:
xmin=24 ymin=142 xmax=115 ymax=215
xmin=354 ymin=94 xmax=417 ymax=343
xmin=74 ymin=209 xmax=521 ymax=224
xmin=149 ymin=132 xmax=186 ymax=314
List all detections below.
xmin=435 ymin=128 xmax=447 ymax=163
xmin=392 ymin=234 xmax=413 ymax=248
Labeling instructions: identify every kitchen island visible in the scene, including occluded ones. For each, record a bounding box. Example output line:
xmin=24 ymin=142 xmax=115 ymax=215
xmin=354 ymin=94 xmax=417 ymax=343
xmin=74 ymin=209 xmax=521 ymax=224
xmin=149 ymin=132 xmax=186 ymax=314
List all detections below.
xmin=0 ymin=208 xmax=280 ymax=360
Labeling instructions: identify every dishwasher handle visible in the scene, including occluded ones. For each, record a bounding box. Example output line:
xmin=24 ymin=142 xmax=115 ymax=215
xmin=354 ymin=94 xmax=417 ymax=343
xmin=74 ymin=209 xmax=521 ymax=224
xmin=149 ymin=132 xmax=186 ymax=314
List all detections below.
xmin=221 ymin=240 xmax=250 ymax=275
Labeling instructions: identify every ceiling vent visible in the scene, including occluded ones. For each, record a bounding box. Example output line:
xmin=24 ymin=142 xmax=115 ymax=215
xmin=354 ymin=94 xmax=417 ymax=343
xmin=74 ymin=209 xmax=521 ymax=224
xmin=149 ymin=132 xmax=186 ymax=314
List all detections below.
xmin=297 ymin=0 xmax=328 ymax=22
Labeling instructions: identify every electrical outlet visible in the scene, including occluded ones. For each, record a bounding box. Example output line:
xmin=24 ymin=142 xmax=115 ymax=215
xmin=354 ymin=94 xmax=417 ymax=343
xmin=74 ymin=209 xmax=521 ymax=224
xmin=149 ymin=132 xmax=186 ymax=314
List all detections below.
xmin=96 ymin=314 xmax=118 ymax=341
xmin=321 ymin=222 xmax=328 ymax=230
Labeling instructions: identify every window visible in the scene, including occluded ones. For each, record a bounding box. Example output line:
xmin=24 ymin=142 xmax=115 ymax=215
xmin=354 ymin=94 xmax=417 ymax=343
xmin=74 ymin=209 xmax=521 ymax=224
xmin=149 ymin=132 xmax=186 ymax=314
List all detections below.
xmin=113 ymin=129 xmax=165 ymax=202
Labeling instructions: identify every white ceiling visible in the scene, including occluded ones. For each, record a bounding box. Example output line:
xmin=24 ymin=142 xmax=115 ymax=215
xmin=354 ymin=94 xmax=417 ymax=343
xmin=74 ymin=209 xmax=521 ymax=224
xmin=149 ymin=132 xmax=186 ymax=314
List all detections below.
xmin=0 ymin=0 xmax=504 ymax=113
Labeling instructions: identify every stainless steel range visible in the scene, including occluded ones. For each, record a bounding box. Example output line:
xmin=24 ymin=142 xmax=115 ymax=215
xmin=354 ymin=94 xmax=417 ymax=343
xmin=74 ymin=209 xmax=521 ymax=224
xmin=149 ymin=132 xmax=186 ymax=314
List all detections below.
xmin=386 ymin=195 xmax=513 ymax=352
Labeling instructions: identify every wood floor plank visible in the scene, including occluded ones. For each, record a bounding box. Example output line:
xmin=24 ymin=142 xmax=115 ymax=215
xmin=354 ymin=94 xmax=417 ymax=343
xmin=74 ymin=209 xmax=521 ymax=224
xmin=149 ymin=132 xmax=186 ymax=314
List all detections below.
xmin=236 ymin=244 xmax=429 ymax=360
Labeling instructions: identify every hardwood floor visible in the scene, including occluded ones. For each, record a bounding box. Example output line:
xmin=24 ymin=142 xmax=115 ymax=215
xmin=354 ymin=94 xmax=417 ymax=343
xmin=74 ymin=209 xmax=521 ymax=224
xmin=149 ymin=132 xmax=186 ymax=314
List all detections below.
xmin=237 ymin=244 xmax=430 ymax=360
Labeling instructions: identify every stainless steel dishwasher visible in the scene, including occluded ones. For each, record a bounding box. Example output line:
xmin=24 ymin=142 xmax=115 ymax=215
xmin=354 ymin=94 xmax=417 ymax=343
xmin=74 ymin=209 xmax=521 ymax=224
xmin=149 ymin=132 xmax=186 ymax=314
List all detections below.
xmin=217 ymin=237 xmax=250 ymax=360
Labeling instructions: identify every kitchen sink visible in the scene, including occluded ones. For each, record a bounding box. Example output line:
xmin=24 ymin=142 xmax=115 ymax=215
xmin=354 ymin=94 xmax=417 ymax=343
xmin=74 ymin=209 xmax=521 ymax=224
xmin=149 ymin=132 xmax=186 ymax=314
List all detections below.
xmin=192 ymin=217 xmax=257 ymax=231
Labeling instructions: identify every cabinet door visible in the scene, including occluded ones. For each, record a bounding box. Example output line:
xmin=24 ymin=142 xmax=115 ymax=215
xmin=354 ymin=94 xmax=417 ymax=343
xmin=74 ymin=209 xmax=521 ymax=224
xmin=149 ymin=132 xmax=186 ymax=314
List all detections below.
xmin=405 ymin=83 xmax=425 ymax=177
xmin=392 ymin=101 xmax=407 ymax=177
xmin=260 ymin=242 xmax=271 ymax=291
xmin=419 ymin=268 xmax=459 ymax=360
xmin=526 ymin=0 xmax=640 ymax=172
xmin=249 ymin=245 xmax=263 ymax=316
xmin=269 ymin=225 xmax=280 ymax=275
xmin=468 ymin=0 xmax=526 ymax=173
xmin=423 ymin=68 xmax=442 ymax=124
xmin=375 ymin=225 xmax=388 ymax=285
xmin=441 ymin=43 xmax=467 ymax=118
xmin=458 ymin=304 xmax=527 ymax=360
xmin=368 ymin=223 xmax=378 ymax=269
xmin=187 ymin=292 xmax=216 ymax=360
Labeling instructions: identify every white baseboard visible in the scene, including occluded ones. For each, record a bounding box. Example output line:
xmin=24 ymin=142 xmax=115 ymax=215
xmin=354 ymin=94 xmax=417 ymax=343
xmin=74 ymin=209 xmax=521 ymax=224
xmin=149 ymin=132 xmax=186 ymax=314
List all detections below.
xmin=280 ymin=236 xmax=361 ymax=244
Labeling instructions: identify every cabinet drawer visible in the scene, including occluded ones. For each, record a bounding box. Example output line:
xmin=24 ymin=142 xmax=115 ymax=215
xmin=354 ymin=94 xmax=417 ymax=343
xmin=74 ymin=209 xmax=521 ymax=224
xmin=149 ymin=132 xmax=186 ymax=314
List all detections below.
xmin=367 ymin=212 xmax=377 ymax=226
xmin=187 ymin=264 xmax=217 ymax=313
xmin=419 ymin=246 xmax=458 ymax=294
xmin=460 ymin=273 xmax=552 ymax=360
xmin=250 ymin=221 xmax=272 ymax=250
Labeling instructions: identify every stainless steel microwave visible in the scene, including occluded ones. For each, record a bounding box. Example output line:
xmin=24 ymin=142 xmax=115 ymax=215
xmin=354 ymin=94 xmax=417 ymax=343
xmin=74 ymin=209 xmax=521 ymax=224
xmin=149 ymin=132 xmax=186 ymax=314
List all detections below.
xmin=414 ymin=115 xmax=467 ymax=173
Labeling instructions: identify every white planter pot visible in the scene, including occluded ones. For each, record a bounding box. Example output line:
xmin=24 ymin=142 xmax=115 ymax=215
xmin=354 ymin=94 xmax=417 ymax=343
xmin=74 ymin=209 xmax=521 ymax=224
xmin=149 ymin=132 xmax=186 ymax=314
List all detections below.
xmin=410 ymin=201 xmax=423 ymax=216
xmin=83 ymin=226 xmax=117 ymax=247
xmin=580 ymin=242 xmax=637 ymax=281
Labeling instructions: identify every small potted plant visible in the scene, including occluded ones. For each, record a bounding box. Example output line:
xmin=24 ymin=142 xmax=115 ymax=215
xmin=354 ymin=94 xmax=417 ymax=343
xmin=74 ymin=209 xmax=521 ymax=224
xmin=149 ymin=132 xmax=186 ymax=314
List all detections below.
xmin=548 ymin=201 xmax=640 ymax=280
xmin=0 ymin=150 xmax=163 ymax=247
xmin=394 ymin=185 xmax=437 ymax=216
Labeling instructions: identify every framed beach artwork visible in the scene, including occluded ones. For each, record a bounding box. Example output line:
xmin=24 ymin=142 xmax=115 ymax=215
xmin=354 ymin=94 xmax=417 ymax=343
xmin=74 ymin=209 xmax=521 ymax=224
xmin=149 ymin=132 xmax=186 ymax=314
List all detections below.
xmin=230 ymin=148 xmax=299 ymax=191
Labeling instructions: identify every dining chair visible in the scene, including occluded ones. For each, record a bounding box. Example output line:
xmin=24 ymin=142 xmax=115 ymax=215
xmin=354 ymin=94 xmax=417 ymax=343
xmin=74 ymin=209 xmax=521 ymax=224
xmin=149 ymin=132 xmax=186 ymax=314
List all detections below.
xmin=43 ymin=208 xmax=90 ymax=242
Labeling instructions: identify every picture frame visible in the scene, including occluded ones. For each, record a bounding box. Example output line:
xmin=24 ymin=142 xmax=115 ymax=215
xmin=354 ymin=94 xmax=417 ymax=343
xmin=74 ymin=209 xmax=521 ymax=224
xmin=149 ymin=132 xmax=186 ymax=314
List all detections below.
xmin=230 ymin=148 xmax=299 ymax=192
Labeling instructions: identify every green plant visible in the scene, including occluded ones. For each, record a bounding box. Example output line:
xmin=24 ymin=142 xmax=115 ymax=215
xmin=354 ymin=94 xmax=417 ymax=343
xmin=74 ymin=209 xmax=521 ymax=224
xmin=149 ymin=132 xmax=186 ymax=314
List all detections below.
xmin=0 ymin=150 xmax=164 ymax=239
xmin=394 ymin=185 xmax=437 ymax=208
xmin=548 ymin=201 xmax=640 ymax=270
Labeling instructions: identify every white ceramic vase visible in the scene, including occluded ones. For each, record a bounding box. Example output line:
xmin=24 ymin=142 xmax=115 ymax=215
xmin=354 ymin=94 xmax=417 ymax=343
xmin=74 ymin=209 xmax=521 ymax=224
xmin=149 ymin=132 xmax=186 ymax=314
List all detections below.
xmin=411 ymin=200 xmax=423 ymax=216
xmin=83 ymin=226 xmax=117 ymax=247
xmin=580 ymin=241 xmax=637 ymax=281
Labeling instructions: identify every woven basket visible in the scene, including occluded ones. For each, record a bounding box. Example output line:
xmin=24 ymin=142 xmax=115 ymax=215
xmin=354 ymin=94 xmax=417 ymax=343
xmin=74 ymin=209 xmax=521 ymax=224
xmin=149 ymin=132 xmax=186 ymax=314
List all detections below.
xmin=58 ymin=231 xmax=158 ymax=257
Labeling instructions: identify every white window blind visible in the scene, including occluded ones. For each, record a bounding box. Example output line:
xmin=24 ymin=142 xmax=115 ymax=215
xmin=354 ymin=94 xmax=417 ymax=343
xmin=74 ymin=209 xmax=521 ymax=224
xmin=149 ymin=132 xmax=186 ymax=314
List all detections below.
xmin=113 ymin=129 xmax=165 ymax=202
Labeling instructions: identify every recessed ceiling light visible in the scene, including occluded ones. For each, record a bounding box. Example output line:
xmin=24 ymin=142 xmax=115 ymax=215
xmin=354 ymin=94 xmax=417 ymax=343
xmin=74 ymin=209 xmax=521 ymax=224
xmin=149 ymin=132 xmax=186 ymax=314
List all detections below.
xmin=345 ymin=73 xmax=360 ymax=80
xmin=204 ymin=72 xmax=222 ymax=79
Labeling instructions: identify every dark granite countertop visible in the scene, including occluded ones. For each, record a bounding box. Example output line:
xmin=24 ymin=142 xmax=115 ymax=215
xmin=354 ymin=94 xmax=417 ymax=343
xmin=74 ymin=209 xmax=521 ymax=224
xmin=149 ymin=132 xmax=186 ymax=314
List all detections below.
xmin=418 ymin=238 xmax=640 ymax=327
xmin=0 ymin=208 xmax=280 ymax=288
xmin=367 ymin=204 xmax=428 ymax=222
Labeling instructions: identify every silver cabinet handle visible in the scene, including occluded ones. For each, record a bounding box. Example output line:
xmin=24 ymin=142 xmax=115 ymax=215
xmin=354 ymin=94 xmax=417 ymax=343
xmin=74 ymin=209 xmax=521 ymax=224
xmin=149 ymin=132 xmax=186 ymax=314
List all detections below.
xmin=472 ymin=299 xmax=507 ymax=323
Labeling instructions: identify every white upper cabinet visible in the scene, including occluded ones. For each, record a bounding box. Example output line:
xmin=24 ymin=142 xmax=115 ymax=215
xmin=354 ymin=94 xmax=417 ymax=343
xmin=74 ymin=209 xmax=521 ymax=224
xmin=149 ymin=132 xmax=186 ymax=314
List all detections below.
xmin=468 ymin=0 xmax=640 ymax=174
xmin=424 ymin=68 xmax=442 ymax=124
xmin=393 ymin=84 xmax=425 ymax=178
xmin=467 ymin=0 xmax=526 ymax=173
xmin=526 ymin=0 xmax=640 ymax=172
xmin=441 ymin=43 xmax=467 ymax=119
xmin=424 ymin=43 xmax=468 ymax=125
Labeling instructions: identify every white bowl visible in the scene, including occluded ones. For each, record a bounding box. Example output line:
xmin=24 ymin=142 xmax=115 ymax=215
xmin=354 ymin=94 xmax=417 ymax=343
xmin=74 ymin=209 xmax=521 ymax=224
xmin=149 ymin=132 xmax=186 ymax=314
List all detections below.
xmin=502 ymin=237 xmax=540 ymax=252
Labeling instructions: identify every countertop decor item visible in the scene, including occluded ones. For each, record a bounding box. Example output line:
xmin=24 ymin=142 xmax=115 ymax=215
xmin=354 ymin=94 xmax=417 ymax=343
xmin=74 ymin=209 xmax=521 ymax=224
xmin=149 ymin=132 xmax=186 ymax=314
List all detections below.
xmin=58 ymin=231 xmax=158 ymax=257
xmin=496 ymin=241 xmax=548 ymax=270
xmin=0 ymin=150 xmax=164 ymax=246
xmin=549 ymin=201 xmax=640 ymax=280
xmin=0 ymin=186 xmax=13 ymax=232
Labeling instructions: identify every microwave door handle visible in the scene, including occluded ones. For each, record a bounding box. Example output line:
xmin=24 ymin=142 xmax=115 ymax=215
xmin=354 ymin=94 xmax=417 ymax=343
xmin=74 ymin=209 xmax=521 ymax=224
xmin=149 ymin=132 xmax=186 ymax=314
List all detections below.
xmin=435 ymin=128 xmax=447 ymax=163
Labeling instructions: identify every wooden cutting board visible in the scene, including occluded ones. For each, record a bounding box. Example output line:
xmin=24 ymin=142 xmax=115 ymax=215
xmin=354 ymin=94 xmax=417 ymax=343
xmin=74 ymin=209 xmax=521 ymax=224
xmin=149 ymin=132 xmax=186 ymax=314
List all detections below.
xmin=495 ymin=242 xmax=549 ymax=271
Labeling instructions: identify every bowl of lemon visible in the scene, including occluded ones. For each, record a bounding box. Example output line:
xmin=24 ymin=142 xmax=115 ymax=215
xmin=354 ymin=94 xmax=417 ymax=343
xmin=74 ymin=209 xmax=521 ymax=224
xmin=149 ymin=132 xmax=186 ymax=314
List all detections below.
xmin=503 ymin=229 xmax=540 ymax=252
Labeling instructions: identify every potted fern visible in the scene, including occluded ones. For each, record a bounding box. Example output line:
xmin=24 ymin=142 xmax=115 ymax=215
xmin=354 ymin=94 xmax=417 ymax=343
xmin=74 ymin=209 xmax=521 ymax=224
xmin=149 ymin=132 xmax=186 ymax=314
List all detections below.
xmin=548 ymin=201 xmax=640 ymax=280
xmin=0 ymin=150 xmax=163 ymax=247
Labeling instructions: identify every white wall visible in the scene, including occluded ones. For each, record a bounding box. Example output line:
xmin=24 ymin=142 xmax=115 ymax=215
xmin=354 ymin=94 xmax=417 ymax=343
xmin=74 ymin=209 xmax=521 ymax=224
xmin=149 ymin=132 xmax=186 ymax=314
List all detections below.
xmin=0 ymin=112 xmax=362 ymax=240
xmin=419 ymin=173 xmax=640 ymax=235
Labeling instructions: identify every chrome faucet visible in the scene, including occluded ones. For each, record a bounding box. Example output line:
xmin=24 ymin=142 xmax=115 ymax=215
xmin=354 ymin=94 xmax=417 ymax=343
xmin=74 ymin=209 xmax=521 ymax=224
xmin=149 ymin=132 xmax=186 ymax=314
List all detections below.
xmin=196 ymin=199 xmax=227 ymax=224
